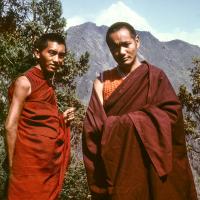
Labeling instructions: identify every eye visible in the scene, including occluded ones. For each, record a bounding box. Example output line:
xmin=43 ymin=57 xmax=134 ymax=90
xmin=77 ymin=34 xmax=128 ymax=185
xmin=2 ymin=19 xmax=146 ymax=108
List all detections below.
xmin=48 ymin=50 xmax=57 ymax=56
xmin=122 ymin=42 xmax=130 ymax=47
xmin=109 ymin=44 xmax=119 ymax=52
xmin=58 ymin=53 xmax=66 ymax=59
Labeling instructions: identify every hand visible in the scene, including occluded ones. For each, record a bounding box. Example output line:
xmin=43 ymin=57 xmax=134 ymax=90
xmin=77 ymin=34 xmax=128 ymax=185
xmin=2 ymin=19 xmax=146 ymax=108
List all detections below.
xmin=63 ymin=107 xmax=76 ymax=123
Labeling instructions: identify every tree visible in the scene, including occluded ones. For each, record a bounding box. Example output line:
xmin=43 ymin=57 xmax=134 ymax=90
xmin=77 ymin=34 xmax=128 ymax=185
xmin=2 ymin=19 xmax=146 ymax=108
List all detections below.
xmin=178 ymin=57 xmax=200 ymax=198
xmin=0 ymin=0 xmax=90 ymax=199
xmin=178 ymin=58 xmax=200 ymax=135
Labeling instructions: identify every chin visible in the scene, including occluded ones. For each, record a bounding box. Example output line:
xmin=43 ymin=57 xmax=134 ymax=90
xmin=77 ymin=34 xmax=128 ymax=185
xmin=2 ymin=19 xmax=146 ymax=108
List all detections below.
xmin=118 ymin=59 xmax=131 ymax=65
xmin=48 ymin=68 xmax=57 ymax=73
xmin=120 ymin=62 xmax=132 ymax=67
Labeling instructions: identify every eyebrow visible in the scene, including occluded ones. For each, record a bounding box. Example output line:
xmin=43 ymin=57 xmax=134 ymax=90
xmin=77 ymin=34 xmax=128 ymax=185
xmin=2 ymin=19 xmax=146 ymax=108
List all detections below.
xmin=48 ymin=49 xmax=66 ymax=53
xmin=111 ymin=41 xmax=131 ymax=46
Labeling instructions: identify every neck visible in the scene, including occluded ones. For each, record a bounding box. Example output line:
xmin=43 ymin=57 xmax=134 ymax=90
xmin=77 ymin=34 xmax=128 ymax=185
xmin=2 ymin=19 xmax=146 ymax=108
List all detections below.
xmin=35 ymin=64 xmax=54 ymax=80
xmin=35 ymin=64 xmax=41 ymax=70
xmin=119 ymin=58 xmax=141 ymax=74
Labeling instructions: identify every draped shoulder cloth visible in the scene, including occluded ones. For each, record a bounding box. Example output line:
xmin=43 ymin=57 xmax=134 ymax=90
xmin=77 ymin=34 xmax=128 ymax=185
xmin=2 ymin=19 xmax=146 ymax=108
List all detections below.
xmin=83 ymin=62 xmax=197 ymax=200
xmin=8 ymin=67 xmax=70 ymax=200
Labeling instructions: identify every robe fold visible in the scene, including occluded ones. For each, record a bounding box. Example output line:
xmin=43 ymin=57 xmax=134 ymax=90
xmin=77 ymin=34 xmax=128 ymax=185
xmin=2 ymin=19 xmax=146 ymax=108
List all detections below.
xmin=83 ymin=62 xmax=197 ymax=200
xmin=8 ymin=67 xmax=70 ymax=200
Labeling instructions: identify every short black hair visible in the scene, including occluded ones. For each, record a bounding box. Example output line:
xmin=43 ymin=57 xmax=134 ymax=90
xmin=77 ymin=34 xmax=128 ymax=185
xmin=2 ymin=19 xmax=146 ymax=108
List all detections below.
xmin=34 ymin=33 xmax=66 ymax=52
xmin=106 ymin=22 xmax=137 ymax=46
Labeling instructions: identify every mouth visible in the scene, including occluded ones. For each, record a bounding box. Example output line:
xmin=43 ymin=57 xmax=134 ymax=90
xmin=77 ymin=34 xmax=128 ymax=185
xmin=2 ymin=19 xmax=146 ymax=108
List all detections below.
xmin=49 ymin=64 xmax=59 ymax=70
xmin=120 ymin=57 xmax=129 ymax=63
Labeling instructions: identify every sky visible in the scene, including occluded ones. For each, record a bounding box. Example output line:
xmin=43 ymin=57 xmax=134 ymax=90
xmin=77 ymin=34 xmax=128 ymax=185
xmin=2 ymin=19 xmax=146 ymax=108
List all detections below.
xmin=61 ymin=0 xmax=200 ymax=47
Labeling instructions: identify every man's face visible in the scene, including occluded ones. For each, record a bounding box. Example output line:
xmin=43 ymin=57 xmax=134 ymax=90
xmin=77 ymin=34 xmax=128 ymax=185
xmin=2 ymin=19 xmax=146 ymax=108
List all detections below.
xmin=35 ymin=41 xmax=66 ymax=73
xmin=108 ymin=28 xmax=140 ymax=68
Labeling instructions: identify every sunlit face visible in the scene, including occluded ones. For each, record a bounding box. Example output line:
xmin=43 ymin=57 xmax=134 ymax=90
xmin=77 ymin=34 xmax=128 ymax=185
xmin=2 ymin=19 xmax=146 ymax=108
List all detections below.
xmin=108 ymin=28 xmax=140 ymax=69
xmin=35 ymin=41 xmax=66 ymax=74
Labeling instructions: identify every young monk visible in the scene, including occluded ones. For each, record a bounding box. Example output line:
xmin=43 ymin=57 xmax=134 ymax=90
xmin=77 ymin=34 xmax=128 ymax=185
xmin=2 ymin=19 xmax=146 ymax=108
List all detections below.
xmin=5 ymin=33 xmax=75 ymax=200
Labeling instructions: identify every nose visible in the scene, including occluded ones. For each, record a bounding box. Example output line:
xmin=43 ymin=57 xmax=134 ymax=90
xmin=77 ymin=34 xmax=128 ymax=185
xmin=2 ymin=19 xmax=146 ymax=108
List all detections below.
xmin=119 ymin=47 xmax=126 ymax=55
xmin=53 ymin=55 xmax=59 ymax=63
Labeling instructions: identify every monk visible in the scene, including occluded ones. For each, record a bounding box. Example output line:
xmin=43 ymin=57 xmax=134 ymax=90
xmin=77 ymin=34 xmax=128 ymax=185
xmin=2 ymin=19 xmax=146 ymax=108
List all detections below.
xmin=82 ymin=22 xmax=198 ymax=200
xmin=5 ymin=33 xmax=75 ymax=200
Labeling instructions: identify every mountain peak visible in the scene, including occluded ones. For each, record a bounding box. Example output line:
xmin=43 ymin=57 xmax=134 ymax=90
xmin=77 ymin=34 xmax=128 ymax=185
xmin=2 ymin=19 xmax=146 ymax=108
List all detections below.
xmin=66 ymin=22 xmax=200 ymax=103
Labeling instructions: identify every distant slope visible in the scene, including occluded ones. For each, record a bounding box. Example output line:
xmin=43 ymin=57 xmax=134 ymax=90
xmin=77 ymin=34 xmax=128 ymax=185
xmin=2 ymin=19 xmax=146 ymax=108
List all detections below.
xmin=67 ymin=22 xmax=200 ymax=104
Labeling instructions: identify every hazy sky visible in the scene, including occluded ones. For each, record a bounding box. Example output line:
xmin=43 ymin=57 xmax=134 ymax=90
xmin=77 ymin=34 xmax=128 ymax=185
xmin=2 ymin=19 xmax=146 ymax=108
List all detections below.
xmin=61 ymin=0 xmax=200 ymax=46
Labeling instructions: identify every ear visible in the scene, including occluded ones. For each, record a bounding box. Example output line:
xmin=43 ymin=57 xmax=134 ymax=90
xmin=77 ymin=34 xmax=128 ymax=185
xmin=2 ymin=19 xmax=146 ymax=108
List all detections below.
xmin=34 ymin=49 xmax=40 ymax=59
xmin=135 ymin=35 xmax=140 ymax=49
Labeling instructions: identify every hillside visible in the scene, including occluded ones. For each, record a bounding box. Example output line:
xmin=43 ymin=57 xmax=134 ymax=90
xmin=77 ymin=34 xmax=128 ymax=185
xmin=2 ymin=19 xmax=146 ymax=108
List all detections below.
xmin=67 ymin=22 xmax=200 ymax=104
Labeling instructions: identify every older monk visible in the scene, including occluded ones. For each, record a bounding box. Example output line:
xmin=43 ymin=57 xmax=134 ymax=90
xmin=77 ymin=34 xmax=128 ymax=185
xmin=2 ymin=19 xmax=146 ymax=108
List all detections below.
xmin=82 ymin=22 xmax=197 ymax=200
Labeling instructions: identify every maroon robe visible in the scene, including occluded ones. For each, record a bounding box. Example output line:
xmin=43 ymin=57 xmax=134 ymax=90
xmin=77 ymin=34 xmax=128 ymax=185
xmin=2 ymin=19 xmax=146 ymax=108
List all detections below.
xmin=83 ymin=62 xmax=197 ymax=200
xmin=8 ymin=67 xmax=70 ymax=200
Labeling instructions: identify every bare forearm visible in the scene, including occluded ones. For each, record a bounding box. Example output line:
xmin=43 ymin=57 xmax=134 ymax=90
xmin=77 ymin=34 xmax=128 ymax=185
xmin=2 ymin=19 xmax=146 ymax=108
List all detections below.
xmin=6 ymin=129 xmax=17 ymax=169
xmin=5 ymin=76 xmax=31 ymax=169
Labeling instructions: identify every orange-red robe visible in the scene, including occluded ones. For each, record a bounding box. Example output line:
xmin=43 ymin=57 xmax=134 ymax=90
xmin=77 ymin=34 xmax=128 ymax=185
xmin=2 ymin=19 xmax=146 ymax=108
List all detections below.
xmin=8 ymin=67 xmax=70 ymax=200
xmin=82 ymin=61 xmax=197 ymax=200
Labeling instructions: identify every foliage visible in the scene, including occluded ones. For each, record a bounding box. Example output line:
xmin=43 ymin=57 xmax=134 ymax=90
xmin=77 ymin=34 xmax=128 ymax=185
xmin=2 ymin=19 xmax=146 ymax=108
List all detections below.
xmin=178 ymin=58 xmax=200 ymax=135
xmin=59 ymin=153 xmax=91 ymax=200
xmin=178 ymin=57 xmax=200 ymax=199
xmin=0 ymin=0 xmax=90 ymax=199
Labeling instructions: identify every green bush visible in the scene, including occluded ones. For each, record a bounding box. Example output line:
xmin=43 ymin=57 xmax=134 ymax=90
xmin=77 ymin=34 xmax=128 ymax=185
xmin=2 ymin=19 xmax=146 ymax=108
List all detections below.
xmin=60 ymin=154 xmax=91 ymax=200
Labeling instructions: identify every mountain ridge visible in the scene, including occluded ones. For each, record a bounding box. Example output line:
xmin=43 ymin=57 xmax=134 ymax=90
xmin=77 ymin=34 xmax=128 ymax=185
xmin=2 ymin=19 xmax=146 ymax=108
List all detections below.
xmin=66 ymin=22 xmax=200 ymax=103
